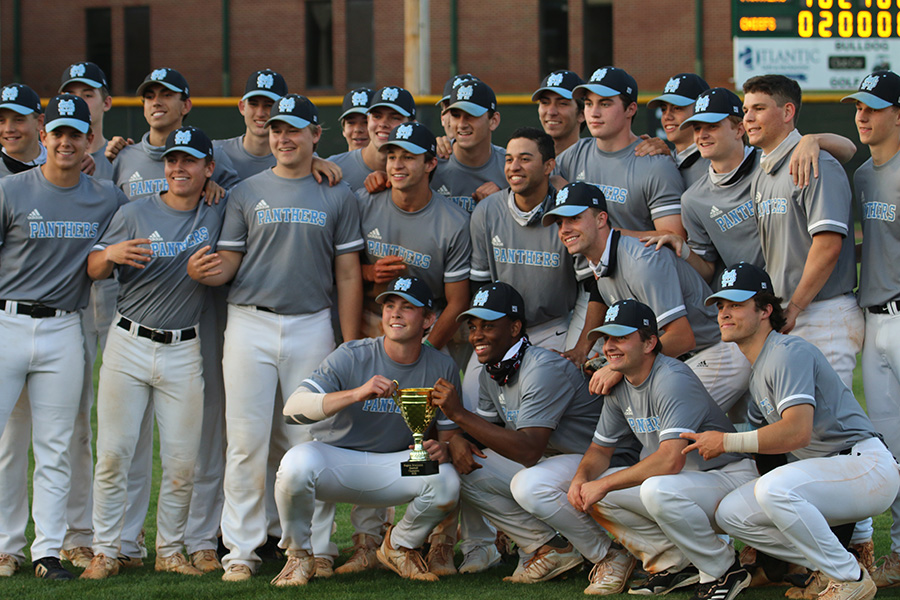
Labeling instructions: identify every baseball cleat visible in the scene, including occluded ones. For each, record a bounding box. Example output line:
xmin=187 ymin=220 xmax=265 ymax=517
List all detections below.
xmin=155 ymin=552 xmax=203 ymax=576
xmin=270 ymin=550 xmax=315 ymax=587
xmin=459 ymin=543 xmax=502 ymax=574
xmin=314 ymin=556 xmax=334 ymax=578
xmin=583 ymin=546 xmax=635 ymax=594
xmin=117 ymin=554 xmax=143 ymax=569
xmin=785 ymin=570 xmax=829 ymax=599
xmin=80 ymin=554 xmax=119 ymax=580
xmin=0 ymin=553 xmax=19 ymax=577
xmin=871 ymin=552 xmax=900 ymax=588
xmin=33 ymin=556 xmax=75 ymax=580
xmin=222 ymin=562 xmax=253 ymax=582
xmin=189 ymin=549 xmax=222 ymax=573
xmin=425 ymin=535 xmax=457 ymax=576
xmin=850 ymin=540 xmax=875 ymax=572
xmin=334 ymin=532 xmax=382 ymax=574
xmin=60 ymin=546 xmax=94 ymax=569
xmin=376 ymin=526 xmax=438 ymax=581
xmin=691 ymin=560 xmax=751 ymax=600
xmin=628 ymin=565 xmax=700 ymax=595
xmin=817 ymin=568 xmax=876 ymax=600
xmin=504 ymin=541 xmax=583 ymax=584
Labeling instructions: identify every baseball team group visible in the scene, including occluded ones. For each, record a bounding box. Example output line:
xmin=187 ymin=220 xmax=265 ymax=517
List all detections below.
xmin=0 ymin=57 xmax=899 ymax=600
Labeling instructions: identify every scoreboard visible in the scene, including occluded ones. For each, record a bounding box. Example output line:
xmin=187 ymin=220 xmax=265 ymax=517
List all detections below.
xmin=733 ymin=0 xmax=900 ymax=90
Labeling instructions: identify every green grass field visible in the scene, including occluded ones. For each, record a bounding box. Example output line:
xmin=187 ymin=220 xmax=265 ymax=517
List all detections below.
xmin=1 ymin=360 xmax=899 ymax=599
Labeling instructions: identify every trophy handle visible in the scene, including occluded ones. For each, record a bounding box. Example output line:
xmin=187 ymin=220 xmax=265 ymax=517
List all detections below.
xmin=391 ymin=379 xmax=400 ymax=408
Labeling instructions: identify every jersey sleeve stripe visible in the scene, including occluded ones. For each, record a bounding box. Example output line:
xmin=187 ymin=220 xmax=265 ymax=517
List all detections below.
xmin=476 ymin=408 xmax=499 ymax=419
xmin=302 ymin=378 xmax=326 ymax=394
xmin=807 ymin=219 xmax=848 ymax=235
xmin=91 ymin=244 xmax=107 ymax=252
xmin=335 ymin=238 xmax=364 ymax=251
xmin=650 ymin=205 xmax=682 ymax=217
xmin=776 ymin=393 xmax=815 ymax=410
xmin=660 ymin=427 xmax=694 ymax=437
xmin=470 ymin=268 xmax=492 ymax=279
xmin=444 ymin=267 xmax=470 ymax=278
xmin=217 ymin=240 xmax=244 ymax=248
xmin=593 ymin=432 xmax=618 ymax=444
xmin=655 ymin=305 xmax=686 ymax=324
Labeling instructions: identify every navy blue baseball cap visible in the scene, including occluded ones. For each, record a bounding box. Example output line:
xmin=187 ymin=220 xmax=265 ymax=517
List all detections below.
xmin=648 ymin=73 xmax=710 ymax=110
xmin=447 ymin=80 xmax=497 ymax=117
xmin=44 ymin=94 xmax=91 ymax=133
xmin=532 ymin=70 xmax=585 ymax=101
xmin=680 ymin=88 xmax=745 ymax=129
xmin=380 ymin=122 xmax=437 ymax=155
xmin=542 ymin=182 xmax=607 ymax=226
xmin=242 ymin=69 xmax=287 ymax=102
xmin=163 ymin=126 xmax=214 ymax=159
xmin=574 ymin=67 xmax=638 ymax=104
xmin=265 ymin=94 xmax=319 ymax=129
xmin=340 ymin=87 xmax=374 ymax=120
xmin=369 ymin=86 xmax=416 ymax=118
xmin=705 ymin=263 xmax=774 ymax=306
xmin=376 ymin=276 xmax=434 ymax=310
xmin=457 ymin=282 xmax=526 ymax=325
xmin=59 ymin=62 xmax=109 ymax=93
xmin=590 ymin=299 xmax=658 ymax=339
xmin=0 ymin=84 xmax=42 ymax=115
xmin=841 ymin=71 xmax=900 ymax=109
xmin=438 ymin=73 xmax=479 ymax=106
xmin=137 ymin=68 xmax=190 ymax=97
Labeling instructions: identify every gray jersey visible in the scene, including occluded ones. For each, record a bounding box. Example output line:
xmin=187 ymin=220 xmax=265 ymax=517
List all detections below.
xmin=751 ymin=137 xmax=856 ymax=301
xmin=682 ymin=149 xmax=764 ymax=269
xmin=358 ymin=188 xmax=471 ymax=306
xmin=431 ymin=144 xmax=507 ymax=213
xmin=676 ymin=146 xmax=710 ymax=189
xmin=470 ymin=189 xmax=577 ymax=326
xmin=596 ymin=232 xmax=721 ymax=350
xmin=219 ymin=170 xmax=363 ymax=314
xmin=91 ymin=147 xmax=114 ymax=181
xmin=94 ymin=193 xmax=226 ymax=329
xmin=113 ymin=132 xmax=241 ymax=201
xmin=556 ymin=138 xmax=684 ymax=232
xmin=214 ymin=135 xmax=276 ymax=181
xmin=303 ymin=337 xmax=460 ymax=452
xmin=476 ymin=344 xmax=602 ymax=455
xmin=749 ymin=331 xmax=877 ymax=460
xmin=594 ymin=354 xmax=745 ymax=471
xmin=328 ymin=149 xmax=373 ymax=192
xmin=854 ymin=152 xmax=900 ymax=308
xmin=0 ymin=168 xmax=125 ymax=311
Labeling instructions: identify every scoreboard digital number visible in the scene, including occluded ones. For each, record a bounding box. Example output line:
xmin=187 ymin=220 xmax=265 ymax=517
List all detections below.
xmin=734 ymin=0 xmax=900 ymax=39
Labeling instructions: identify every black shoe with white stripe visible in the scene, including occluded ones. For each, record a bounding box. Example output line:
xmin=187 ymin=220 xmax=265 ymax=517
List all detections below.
xmin=33 ymin=556 xmax=75 ymax=580
xmin=629 ymin=566 xmax=700 ymax=595
xmin=692 ymin=562 xmax=751 ymax=600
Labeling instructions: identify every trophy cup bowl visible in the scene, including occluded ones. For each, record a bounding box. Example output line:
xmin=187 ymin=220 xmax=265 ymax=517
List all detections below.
xmin=392 ymin=381 xmax=439 ymax=476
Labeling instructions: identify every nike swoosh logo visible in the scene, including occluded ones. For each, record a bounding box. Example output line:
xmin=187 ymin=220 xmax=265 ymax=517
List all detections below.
xmin=555 ymin=329 xmax=567 ymax=336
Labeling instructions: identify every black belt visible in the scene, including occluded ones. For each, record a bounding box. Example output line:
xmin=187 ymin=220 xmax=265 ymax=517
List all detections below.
xmin=117 ymin=317 xmax=197 ymax=344
xmin=867 ymin=300 xmax=900 ymax=315
xmin=1 ymin=300 xmax=71 ymax=318
xmin=256 ymin=306 xmax=276 ymax=313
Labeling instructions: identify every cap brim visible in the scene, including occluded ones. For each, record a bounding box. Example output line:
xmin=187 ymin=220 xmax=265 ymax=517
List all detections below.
xmin=447 ymin=101 xmax=488 ymax=117
xmin=456 ymin=307 xmax=506 ymax=322
xmin=648 ymin=94 xmax=696 ymax=109
xmin=704 ymin=289 xmax=758 ymax=306
xmin=368 ymin=101 xmax=413 ymax=117
xmin=435 ymin=95 xmax=450 ymax=106
xmin=59 ymin=77 xmax=105 ymax=93
xmin=0 ymin=103 xmax=36 ymax=116
xmin=137 ymin=80 xmax=186 ymax=96
xmin=45 ymin=118 xmax=90 ymax=134
xmin=375 ymin=290 xmax=425 ymax=307
xmin=531 ymin=86 xmax=574 ymax=101
xmin=242 ymin=90 xmax=282 ymax=102
xmin=340 ymin=107 xmax=368 ymax=121
xmin=573 ymin=83 xmax=621 ymax=100
xmin=380 ymin=140 xmax=429 ymax=155
xmin=840 ymin=91 xmax=893 ymax=109
xmin=541 ymin=205 xmax=589 ymax=226
xmin=265 ymin=115 xmax=312 ymax=129
xmin=588 ymin=324 xmax=638 ymax=340
xmin=162 ymin=146 xmax=209 ymax=159
xmin=680 ymin=112 xmax=731 ymax=129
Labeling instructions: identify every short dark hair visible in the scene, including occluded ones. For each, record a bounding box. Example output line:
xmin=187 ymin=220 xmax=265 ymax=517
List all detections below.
xmin=753 ymin=291 xmax=787 ymax=332
xmin=637 ymin=329 xmax=662 ymax=355
xmin=508 ymin=126 xmax=555 ymax=162
xmin=425 ymin=150 xmax=437 ymax=182
xmin=743 ymin=74 xmax=802 ymax=124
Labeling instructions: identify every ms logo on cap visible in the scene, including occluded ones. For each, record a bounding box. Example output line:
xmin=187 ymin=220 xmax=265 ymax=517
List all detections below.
xmin=664 ymin=77 xmax=681 ymax=93
xmin=695 ymin=95 xmax=710 ymax=112
xmin=394 ymin=277 xmax=412 ymax=291
xmin=555 ymin=187 xmax=569 ymax=206
xmin=452 ymin=76 xmax=469 ymax=87
xmin=279 ymin=97 xmax=295 ymax=112
xmin=861 ymin=74 xmax=880 ymax=91
xmin=70 ymin=64 xmax=86 ymax=77
xmin=547 ymin=73 xmax=563 ymax=87
xmin=174 ymin=130 xmax=191 ymax=145
xmin=382 ymin=88 xmax=399 ymax=101
xmin=352 ymin=91 xmax=368 ymax=106
xmin=58 ymin=99 xmax=76 ymax=116
xmin=457 ymin=85 xmax=473 ymax=100
xmin=591 ymin=68 xmax=608 ymax=82
xmin=605 ymin=304 xmax=620 ymax=322
xmin=721 ymin=269 xmax=737 ymax=288
xmin=473 ymin=289 xmax=490 ymax=307
xmin=257 ymin=73 xmax=274 ymax=89
xmin=2 ymin=87 xmax=18 ymax=102
xmin=395 ymin=124 xmax=413 ymax=140
xmin=151 ymin=69 xmax=168 ymax=81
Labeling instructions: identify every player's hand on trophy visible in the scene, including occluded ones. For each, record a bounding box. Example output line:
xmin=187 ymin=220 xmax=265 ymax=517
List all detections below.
xmin=354 ymin=375 xmax=397 ymax=403
xmin=431 ymin=377 xmax=464 ymax=421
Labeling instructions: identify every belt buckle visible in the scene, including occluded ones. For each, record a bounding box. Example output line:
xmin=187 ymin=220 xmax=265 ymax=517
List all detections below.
xmin=149 ymin=329 xmax=172 ymax=344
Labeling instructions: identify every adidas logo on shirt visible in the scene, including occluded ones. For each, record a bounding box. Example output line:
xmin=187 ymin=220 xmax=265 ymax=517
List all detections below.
xmin=491 ymin=235 xmax=503 ymax=247
xmin=695 ymin=360 xmax=708 ymax=368
xmin=576 ymin=170 xmax=586 ymax=181
xmin=129 ymin=171 xmax=142 ymax=183
xmin=148 ymin=231 xmax=164 ymax=242
xmin=255 ymin=199 xmax=270 ymax=211
xmin=437 ymin=185 xmax=451 ymax=196
xmin=368 ymin=228 xmax=382 ymax=240
xmin=27 ymin=209 xmax=43 ymax=220
xmin=709 ymin=206 xmax=723 ymax=218
xmin=623 ymin=406 xmax=633 ymax=416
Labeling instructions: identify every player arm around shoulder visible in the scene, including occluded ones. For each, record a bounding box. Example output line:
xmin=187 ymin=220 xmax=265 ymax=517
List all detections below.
xmin=641 ymin=232 xmax=716 ymax=283
xmin=88 ymin=235 xmax=152 ymax=280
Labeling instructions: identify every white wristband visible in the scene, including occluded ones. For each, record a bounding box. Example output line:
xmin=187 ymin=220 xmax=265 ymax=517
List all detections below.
xmin=723 ymin=430 xmax=759 ymax=454
xmin=680 ymin=243 xmax=691 ymax=260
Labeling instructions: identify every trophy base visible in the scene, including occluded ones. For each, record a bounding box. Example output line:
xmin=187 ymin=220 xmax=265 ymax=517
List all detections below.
xmin=401 ymin=459 xmax=439 ymax=477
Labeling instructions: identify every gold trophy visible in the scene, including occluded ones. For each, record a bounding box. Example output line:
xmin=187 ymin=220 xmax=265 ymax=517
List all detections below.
xmin=392 ymin=381 xmax=439 ymax=476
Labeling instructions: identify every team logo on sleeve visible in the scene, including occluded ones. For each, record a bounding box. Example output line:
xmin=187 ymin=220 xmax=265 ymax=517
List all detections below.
xmin=590 ymin=68 xmax=608 ymax=82
xmin=58 ymin=99 xmax=76 ymax=116
xmin=257 ymin=73 xmax=274 ymax=89
xmin=351 ymin=91 xmax=368 ymax=106
xmin=278 ymin=96 xmax=295 ymax=113
xmin=664 ymin=77 xmax=680 ymax=93
xmin=394 ymin=277 xmax=412 ymax=291
xmin=547 ymin=73 xmax=563 ymax=87
xmin=2 ymin=87 xmax=18 ymax=101
xmin=604 ymin=304 xmax=619 ymax=322
xmin=395 ymin=124 xmax=413 ymax=139
xmin=555 ymin=187 xmax=569 ymax=206
xmin=382 ymin=88 xmax=399 ymax=101
xmin=70 ymin=64 xmax=86 ymax=77
xmin=861 ymin=74 xmax=880 ymax=91
xmin=174 ymin=130 xmax=191 ymax=145
xmin=473 ymin=289 xmax=490 ymax=307
xmin=150 ymin=69 xmax=168 ymax=81
xmin=457 ymin=85 xmax=473 ymax=100
xmin=721 ymin=269 xmax=737 ymax=288
xmin=695 ymin=95 xmax=710 ymax=112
